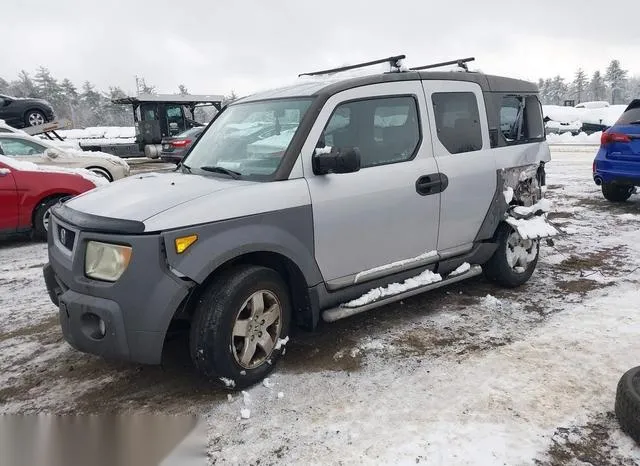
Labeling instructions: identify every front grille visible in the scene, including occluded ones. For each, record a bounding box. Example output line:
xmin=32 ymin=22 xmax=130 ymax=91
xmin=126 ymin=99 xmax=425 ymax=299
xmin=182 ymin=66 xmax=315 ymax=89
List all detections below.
xmin=57 ymin=225 xmax=76 ymax=252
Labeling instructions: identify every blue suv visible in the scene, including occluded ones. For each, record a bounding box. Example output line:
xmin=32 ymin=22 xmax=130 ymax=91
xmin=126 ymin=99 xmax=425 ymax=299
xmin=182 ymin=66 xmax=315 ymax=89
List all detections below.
xmin=593 ymin=99 xmax=640 ymax=202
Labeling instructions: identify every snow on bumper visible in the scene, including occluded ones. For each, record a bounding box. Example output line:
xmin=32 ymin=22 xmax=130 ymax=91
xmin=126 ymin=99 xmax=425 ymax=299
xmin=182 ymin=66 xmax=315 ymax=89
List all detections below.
xmin=505 ymin=216 xmax=558 ymax=240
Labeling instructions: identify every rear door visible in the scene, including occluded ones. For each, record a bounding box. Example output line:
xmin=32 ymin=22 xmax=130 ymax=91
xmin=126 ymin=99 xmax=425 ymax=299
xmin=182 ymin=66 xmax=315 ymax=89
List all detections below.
xmin=0 ymin=162 xmax=19 ymax=232
xmin=302 ymin=81 xmax=441 ymax=288
xmin=420 ymin=80 xmax=496 ymax=254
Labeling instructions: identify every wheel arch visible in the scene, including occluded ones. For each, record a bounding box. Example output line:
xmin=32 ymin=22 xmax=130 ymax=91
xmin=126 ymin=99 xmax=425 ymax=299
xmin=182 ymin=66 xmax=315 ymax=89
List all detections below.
xmin=85 ymin=165 xmax=113 ymax=181
xmin=175 ymin=249 xmax=316 ymax=331
xmin=30 ymin=192 xmax=74 ymax=227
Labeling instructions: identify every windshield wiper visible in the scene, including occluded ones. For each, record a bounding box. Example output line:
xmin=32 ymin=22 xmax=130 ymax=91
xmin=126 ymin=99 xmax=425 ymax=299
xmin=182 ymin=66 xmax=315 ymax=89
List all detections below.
xmin=178 ymin=163 xmax=192 ymax=173
xmin=628 ymin=120 xmax=640 ymax=125
xmin=200 ymin=165 xmax=241 ymax=179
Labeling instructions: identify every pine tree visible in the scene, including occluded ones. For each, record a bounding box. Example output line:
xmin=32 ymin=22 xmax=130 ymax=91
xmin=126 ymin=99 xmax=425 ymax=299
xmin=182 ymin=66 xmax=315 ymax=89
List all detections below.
xmin=0 ymin=77 xmax=8 ymax=94
xmin=34 ymin=66 xmax=64 ymax=109
xmin=178 ymin=84 xmax=189 ymax=95
xmin=605 ymin=60 xmax=628 ymax=104
xmin=13 ymin=71 xmax=39 ymax=97
xmin=136 ymin=77 xmax=156 ymax=95
xmin=547 ymin=76 xmax=568 ymax=105
xmin=573 ymin=68 xmax=587 ymax=103
xmin=590 ymin=71 xmax=606 ymax=101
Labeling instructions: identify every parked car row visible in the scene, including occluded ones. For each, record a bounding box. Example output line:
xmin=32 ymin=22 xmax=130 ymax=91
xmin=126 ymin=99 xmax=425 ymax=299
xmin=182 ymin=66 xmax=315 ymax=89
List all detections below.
xmin=0 ymin=127 xmax=130 ymax=181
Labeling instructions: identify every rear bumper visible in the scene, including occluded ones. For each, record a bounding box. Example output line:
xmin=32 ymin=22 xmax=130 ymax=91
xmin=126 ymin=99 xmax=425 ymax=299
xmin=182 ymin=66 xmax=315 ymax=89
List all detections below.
xmin=594 ymin=150 xmax=640 ymax=186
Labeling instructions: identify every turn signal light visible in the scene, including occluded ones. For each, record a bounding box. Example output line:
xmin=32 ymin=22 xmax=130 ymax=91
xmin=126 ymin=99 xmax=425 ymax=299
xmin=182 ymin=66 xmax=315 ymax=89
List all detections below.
xmin=175 ymin=234 xmax=198 ymax=254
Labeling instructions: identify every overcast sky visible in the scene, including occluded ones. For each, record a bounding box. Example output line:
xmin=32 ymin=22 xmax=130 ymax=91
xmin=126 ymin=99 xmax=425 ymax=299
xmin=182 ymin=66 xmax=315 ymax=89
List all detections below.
xmin=3 ymin=0 xmax=639 ymax=97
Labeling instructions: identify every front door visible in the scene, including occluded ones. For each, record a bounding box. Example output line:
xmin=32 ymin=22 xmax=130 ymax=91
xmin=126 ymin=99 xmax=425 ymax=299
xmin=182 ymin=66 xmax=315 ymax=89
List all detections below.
xmin=302 ymin=81 xmax=441 ymax=288
xmin=0 ymin=164 xmax=19 ymax=232
xmin=420 ymin=80 xmax=497 ymax=253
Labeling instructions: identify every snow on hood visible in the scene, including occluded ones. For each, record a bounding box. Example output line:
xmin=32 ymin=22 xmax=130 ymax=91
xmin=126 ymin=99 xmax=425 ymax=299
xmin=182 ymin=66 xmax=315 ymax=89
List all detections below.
xmin=64 ymin=171 xmax=254 ymax=222
xmin=0 ymin=155 xmax=108 ymax=186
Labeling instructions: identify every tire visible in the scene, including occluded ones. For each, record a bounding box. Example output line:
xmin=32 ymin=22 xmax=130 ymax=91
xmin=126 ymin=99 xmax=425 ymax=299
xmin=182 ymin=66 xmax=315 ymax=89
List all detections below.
xmin=33 ymin=197 xmax=61 ymax=240
xmin=87 ymin=167 xmax=113 ymax=182
xmin=24 ymin=110 xmax=47 ymax=127
xmin=615 ymin=366 xmax=640 ymax=444
xmin=483 ymin=222 xmax=539 ymax=288
xmin=190 ymin=265 xmax=291 ymax=390
xmin=602 ymin=183 xmax=633 ymax=203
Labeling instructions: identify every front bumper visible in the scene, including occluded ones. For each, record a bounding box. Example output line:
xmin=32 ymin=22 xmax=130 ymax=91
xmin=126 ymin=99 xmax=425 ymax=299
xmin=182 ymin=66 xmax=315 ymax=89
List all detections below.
xmin=44 ymin=213 xmax=194 ymax=364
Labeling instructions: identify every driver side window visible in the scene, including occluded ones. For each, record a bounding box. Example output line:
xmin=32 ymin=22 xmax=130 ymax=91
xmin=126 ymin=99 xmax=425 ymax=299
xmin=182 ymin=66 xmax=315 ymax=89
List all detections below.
xmin=318 ymin=96 xmax=421 ymax=169
xmin=0 ymin=138 xmax=46 ymax=156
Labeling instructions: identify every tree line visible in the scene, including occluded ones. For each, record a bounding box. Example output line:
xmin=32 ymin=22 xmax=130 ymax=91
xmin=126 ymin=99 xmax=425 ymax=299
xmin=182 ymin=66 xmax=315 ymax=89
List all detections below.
xmin=0 ymin=67 xmax=236 ymax=128
xmin=538 ymin=59 xmax=640 ymax=106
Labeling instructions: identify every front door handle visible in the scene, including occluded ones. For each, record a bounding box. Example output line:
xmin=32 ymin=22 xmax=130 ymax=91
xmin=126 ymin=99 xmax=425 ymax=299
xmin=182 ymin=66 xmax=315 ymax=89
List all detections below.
xmin=416 ymin=173 xmax=448 ymax=196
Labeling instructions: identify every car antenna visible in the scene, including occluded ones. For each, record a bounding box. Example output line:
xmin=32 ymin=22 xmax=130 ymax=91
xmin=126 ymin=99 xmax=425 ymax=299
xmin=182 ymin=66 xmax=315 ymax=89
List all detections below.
xmin=299 ymin=55 xmax=406 ymax=77
xmin=410 ymin=57 xmax=475 ymax=72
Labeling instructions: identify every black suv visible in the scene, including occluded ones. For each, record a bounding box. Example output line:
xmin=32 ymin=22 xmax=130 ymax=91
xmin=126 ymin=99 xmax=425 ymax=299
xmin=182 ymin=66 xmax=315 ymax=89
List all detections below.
xmin=0 ymin=94 xmax=55 ymax=128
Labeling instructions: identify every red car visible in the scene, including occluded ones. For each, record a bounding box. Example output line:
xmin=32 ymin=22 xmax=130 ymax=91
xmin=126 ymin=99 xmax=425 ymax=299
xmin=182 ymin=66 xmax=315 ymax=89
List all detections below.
xmin=0 ymin=156 xmax=100 ymax=239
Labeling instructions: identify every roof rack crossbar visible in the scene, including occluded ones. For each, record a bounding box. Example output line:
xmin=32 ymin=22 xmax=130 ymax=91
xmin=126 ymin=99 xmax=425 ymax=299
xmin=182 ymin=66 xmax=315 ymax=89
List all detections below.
xmin=299 ymin=55 xmax=406 ymax=77
xmin=410 ymin=57 xmax=475 ymax=72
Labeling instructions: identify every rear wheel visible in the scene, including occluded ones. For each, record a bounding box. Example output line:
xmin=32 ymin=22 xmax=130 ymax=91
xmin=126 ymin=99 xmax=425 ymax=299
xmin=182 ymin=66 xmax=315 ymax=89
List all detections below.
xmin=602 ymin=183 xmax=633 ymax=203
xmin=33 ymin=197 xmax=62 ymax=240
xmin=24 ymin=110 xmax=47 ymax=127
xmin=483 ymin=223 xmax=539 ymax=288
xmin=190 ymin=265 xmax=291 ymax=390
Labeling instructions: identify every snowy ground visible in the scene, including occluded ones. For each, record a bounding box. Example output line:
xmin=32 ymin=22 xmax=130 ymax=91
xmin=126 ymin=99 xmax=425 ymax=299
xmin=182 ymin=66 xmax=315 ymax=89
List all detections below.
xmin=1 ymin=147 xmax=640 ymax=465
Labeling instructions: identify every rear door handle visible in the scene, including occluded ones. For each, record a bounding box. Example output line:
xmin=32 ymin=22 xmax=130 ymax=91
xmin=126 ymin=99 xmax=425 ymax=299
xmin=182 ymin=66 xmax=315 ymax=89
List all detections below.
xmin=416 ymin=173 xmax=448 ymax=196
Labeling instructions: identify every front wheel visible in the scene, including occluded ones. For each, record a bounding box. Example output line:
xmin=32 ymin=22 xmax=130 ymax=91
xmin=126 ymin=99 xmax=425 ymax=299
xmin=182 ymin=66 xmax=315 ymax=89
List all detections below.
xmin=602 ymin=183 xmax=633 ymax=203
xmin=483 ymin=223 xmax=539 ymax=288
xmin=33 ymin=197 xmax=61 ymax=240
xmin=190 ymin=265 xmax=291 ymax=390
xmin=25 ymin=110 xmax=47 ymax=127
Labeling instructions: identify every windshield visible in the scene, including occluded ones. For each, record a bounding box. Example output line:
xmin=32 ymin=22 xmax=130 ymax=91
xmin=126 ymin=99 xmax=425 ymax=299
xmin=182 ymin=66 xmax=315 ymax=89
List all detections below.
xmin=184 ymin=98 xmax=313 ymax=177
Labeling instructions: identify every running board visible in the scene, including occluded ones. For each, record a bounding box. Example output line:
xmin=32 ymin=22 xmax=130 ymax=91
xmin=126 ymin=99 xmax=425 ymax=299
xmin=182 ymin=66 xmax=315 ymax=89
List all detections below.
xmin=322 ymin=265 xmax=483 ymax=322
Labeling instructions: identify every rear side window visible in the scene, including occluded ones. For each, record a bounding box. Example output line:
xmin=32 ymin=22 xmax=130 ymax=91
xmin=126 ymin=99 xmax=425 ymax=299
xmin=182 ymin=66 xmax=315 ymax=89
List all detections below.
xmin=320 ymin=96 xmax=420 ymax=169
xmin=616 ymin=104 xmax=640 ymax=125
xmin=500 ymin=95 xmax=544 ymax=144
xmin=432 ymin=92 xmax=482 ymax=154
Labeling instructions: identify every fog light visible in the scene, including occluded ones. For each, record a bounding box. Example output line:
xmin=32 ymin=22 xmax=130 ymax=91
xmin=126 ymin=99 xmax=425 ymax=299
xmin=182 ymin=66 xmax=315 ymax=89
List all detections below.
xmin=81 ymin=313 xmax=107 ymax=340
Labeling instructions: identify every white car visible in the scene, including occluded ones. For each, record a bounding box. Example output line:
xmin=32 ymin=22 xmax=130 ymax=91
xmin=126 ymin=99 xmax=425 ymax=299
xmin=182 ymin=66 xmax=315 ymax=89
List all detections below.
xmin=0 ymin=132 xmax=130 ymax=181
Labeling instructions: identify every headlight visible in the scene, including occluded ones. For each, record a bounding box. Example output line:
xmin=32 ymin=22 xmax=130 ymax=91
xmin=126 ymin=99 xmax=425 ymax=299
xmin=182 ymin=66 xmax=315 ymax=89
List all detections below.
xmin=85 ymin=241 xmax=132 ymax=282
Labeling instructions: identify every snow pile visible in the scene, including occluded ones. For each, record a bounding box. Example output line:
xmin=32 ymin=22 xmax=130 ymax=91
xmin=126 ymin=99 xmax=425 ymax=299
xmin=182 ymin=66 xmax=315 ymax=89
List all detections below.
xmin=344 ymin=269 xmax=442 ymax=308
xmin=506 ymin=216 xmax=558 ymax=240
xmin=482 ymin=294 xmax=502 ymax=309
xmin=449 ymin=262 xmax=471 ymax=277
xmin=355 ymin=250 xmax=437 ymax=283
xmin=546 ymin=131 xmax=602 ymax=145
xmin=512 ymin=199 xmax=553 ymax=217
xmin=240 ymin=408 xmax=250 ymax=420
xmin=0 ymin=155 xmax=108 ymax=186
xmin=581 ymin=105 xmax=627 ymax=126
xmin=542 ymin=105 xmax=582 ymax=123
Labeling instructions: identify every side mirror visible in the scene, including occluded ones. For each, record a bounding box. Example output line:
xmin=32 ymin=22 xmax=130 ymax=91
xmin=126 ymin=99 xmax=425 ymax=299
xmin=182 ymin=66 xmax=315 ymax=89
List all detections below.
xmin=44 ymin=148 xmax=60 ymax=159
xmin=312 ymin=146 xmax=361 ymax=175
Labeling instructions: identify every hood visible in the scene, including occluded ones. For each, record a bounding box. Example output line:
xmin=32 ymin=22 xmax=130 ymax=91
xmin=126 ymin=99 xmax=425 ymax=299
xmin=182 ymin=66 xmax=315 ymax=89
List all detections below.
xmin=65 ymin=171 xmax=256 ymax=222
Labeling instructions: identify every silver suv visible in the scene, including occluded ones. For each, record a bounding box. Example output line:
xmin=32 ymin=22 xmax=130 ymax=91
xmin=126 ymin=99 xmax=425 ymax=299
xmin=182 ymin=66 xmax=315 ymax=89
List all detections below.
xmin=44 ymin=56 xmax=554 ymax=389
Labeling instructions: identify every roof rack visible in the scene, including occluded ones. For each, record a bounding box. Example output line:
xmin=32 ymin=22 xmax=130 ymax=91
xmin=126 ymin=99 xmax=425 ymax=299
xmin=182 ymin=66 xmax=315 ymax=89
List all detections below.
xmin=299 ymin=55 xmax=406 ymax=77
xmin=410 ymin=57 xmax=475 ymax=72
